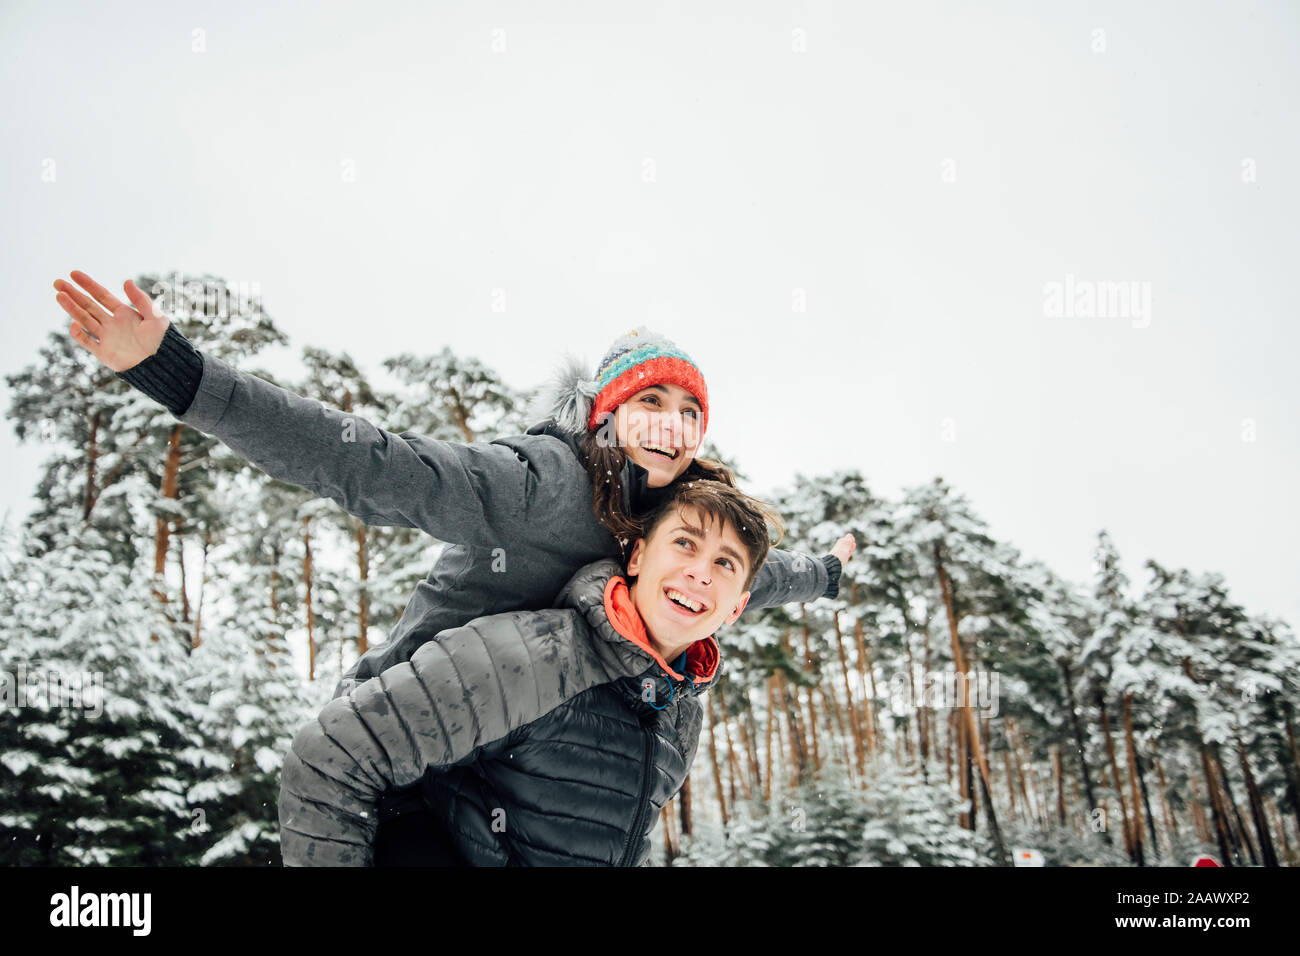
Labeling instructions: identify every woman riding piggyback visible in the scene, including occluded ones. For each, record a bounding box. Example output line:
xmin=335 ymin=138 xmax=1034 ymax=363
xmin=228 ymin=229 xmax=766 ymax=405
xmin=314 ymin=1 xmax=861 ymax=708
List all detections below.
xmin=53 ymin=271 xmax=856 ymax=699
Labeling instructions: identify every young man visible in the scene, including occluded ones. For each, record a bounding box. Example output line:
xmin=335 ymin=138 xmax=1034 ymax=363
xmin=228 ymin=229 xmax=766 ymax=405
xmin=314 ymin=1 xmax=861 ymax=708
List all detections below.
xmin=278 ymin=478 xmax=783 ymax=866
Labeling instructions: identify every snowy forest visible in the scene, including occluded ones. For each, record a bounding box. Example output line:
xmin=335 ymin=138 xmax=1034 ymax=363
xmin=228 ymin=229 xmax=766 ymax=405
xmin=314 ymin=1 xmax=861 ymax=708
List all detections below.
xmin=2 ymin=274 xmax=1297 ymax=868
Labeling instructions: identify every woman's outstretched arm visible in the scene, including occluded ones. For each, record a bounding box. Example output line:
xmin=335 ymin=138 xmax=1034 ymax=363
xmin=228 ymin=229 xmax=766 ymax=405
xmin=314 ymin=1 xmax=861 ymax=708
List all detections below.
xmin=744 ymin=533 xmax=855 ymax=610
xmin=55 ymin=270 xmax=532 ymax=548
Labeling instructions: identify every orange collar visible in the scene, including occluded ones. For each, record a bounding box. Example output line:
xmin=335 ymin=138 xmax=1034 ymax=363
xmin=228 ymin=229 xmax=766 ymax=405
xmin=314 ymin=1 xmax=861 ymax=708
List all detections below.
xmin=602 ymin=575 xmax=719 ymax=685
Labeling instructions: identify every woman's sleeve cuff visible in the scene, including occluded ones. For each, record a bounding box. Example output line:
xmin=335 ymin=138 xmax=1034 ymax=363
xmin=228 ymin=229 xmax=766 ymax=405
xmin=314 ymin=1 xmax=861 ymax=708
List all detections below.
xmin=820 ymin=554 xmax=842 ymax=599
xmin=115 ymin=323 xmax=204 ymax=416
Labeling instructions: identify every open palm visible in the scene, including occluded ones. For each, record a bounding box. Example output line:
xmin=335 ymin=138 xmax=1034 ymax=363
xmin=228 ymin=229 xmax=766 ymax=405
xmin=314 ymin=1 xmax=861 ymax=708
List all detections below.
xmin=53 ymin=270 xmax=170 ymax=372
xmin=831 ymin=532 xmax=856 ymax=567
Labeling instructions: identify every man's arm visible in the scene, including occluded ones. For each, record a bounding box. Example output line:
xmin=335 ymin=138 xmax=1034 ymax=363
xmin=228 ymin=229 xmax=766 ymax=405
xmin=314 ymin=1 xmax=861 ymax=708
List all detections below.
xmin=118 ymin=325 xmax=531 ymax=547
xmin=742 ymin=548 xmax=842 ymax=612
xmin=278 ymin=609 xmax=621 ymax=866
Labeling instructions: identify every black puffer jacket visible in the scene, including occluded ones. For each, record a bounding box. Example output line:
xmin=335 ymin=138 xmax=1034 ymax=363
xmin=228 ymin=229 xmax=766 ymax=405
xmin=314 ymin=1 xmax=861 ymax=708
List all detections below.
xmin=279 ymin=558 xmax=721 ymax=866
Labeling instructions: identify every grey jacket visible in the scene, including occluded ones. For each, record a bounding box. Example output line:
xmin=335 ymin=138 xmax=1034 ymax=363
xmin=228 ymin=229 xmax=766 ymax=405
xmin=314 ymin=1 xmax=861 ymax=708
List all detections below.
xmin=130 ymin=329 xmax=839 ymax=698
xmin=280 ymin=557 xmax=719 ymax=866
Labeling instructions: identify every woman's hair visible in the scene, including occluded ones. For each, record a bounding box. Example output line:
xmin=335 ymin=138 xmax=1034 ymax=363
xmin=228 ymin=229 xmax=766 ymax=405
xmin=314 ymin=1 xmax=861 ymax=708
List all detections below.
xmin=575 ymin=426 xmax=785 ymax=561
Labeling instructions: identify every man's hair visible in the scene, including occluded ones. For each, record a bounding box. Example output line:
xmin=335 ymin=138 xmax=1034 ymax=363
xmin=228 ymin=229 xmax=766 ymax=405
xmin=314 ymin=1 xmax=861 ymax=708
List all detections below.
xmin=634 ymin=480 xmax=785 ymax=592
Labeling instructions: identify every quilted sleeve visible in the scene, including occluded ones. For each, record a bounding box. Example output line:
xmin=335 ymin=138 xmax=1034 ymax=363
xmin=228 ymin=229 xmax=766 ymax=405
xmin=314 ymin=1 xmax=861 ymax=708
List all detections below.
xmin=278 ymin=609 xmax=612 ymax=866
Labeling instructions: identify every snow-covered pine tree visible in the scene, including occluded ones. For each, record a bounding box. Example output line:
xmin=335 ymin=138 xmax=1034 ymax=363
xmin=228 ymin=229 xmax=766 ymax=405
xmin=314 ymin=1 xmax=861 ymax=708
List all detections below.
xmin=182 ymin=478 xmax=315 ymax=866
xmin=0 ymin=518 xmax=200 ymax=864
xmin=894 ymin=477 xmax=1016 ymax=865
xmin=857 ymin=757 xmax=985 ymax=865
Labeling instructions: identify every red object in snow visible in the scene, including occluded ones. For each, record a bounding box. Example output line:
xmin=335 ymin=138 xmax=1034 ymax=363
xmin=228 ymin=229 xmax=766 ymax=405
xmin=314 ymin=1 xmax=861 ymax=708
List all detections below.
xmin=1193 ymin=856 xmax=1220 ymax=867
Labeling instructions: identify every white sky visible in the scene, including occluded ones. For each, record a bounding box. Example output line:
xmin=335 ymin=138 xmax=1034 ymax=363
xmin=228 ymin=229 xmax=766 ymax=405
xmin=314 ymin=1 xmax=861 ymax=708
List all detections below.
xmin=3 ymin=0 xmax=1297 ymax=630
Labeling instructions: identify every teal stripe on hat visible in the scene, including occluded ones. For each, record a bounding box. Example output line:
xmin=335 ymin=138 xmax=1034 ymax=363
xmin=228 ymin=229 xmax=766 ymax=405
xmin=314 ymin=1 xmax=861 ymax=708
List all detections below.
xmin=596 ymin=344 xmax=697 ymax=387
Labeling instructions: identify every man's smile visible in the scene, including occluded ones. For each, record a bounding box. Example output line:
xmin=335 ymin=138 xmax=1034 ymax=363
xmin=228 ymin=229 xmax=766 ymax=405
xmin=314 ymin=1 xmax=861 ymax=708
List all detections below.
xmin=663 ymin=586 xmax=709 ymax=616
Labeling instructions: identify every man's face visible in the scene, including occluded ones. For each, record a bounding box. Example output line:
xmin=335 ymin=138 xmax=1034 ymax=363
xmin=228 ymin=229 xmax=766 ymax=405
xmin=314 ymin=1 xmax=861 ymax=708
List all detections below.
xmin=626 ymin=504 xmax=751 ymax=662
xmin=613 ymin=383 xmax=703 ymax=489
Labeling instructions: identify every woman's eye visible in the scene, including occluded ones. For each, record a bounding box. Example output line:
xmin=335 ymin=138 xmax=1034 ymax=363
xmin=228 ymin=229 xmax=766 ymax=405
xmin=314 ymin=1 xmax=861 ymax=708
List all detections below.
xmin=642 ymin=395 xmax=660 ymax=405
xmin=683 ymin=409 xmax=699 ymax=419
xmin=675 ymin=537 xmax=693 ymax=549
xmin=718 ymin=557 xmax=735 ymax=571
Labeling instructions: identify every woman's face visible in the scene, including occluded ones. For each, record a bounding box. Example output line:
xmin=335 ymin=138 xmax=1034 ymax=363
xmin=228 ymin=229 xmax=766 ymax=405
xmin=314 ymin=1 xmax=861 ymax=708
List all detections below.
xmin=613 ymin=383 xmax=703 ymax=488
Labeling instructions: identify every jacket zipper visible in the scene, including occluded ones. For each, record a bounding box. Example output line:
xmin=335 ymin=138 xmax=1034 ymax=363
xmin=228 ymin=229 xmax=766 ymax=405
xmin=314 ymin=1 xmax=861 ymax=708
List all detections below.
xmin=619 ymin=720 xmax=656 ymax=866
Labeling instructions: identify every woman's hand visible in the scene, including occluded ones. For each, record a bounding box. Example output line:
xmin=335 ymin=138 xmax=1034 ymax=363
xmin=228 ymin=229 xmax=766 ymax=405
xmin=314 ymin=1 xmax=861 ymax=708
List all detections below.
xmin=831 ymin=532 xmax=856 ymax=567
xmin=54 ymin=270 xmax=170 ymax=372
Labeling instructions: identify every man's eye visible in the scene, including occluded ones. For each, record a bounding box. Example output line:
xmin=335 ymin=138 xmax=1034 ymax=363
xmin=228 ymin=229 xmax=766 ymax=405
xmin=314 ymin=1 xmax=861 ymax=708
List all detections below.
xmin=718 ymin=557 xmax=735 ymax=571
xmin=683 ymin=409 xmax=700 ymax=420
xmin=675 ymin=537 xmax=693 ymax=548
xmin=642 ymin=395 xmax=660 ymax=405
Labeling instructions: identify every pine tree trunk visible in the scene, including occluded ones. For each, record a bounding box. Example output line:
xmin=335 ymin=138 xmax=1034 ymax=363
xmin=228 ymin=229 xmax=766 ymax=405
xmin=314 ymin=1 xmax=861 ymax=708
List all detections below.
xmin=1265 ymin=796 xmax=1291 ymax=861
xmin=1053 ymin=744 xmax=1067 ymax=827
xmin=1003 ymin=723 xmax=1024 ymax=822
xmin=934 ymin=545 xmax=1007 ymax=863
xmin=83 ymin=408 xmax=102 ymax=521
xmin=192 ymin=532 xmax=209 ymax=650
xmin=832 ymin=609 xmax=866 ymax=777
xmin=738 ymin=689 xmax=761 ymax=801
xmin=747 ymin=703 xmax=763 ymax=797
xmin=1236 ymin=734 xmax=1278 ymax=866
xmin=1153 ymin=750 xmax=1180 ymax=845
xmin=920 ymin=618 xmax=933 ymax=768
xmin=1211 ymin=744 xmax=1258 ymax=865
xmin=1128 ymin=711 xmax=1162 ymax=860
xmin=270 ymin=541 xmax=280 ymax=616
xmin=442 ymin=384 xmax=476 ymax=444
xmin=706 ymin=691 xmax=729 ymax=827
xmin=1260 ymin=695 xmax=1300 ymax=841
xmin=724 ymin=721 xmax=740 ymax=811
xmin=1121 ymin=692 xmax=1146 ymax=865
xmin=951 ymin=707 xmax=961 ymax=790
xmin=175 ymin=519 xmax=191 ymax=623
xmin=1282 ymin=701 xmax=1300 ymax=837
xmin=149 ymin=423 xmax=184 ymax=637
xmin=852 ymin=612 xmax=878 ymax=755
xmin=1006 ymin=722 xmax=1031 ymax=821
xmin=764 ymin=676 xmax=777 ymax=803
xmin=1004 ymin=749 xmax=1019 ymax=821
xmin=958 ymin=707 xmax=971 ymax=829
xmin=820 ymin=674 xmax=854 ymax=779
xmin=779 ymin=630 xmax=811 ymax=779
xmin=798 ymin=609 xmax=821 ymax=773
xmin=678 ymin=774 xmax=693 ymax=840
xmin=775 ymin=668 xmax=808 ymax=787
xmin=1069 ymin=767 xmax=1084 ymax=836
xmin=1188 ymin=771 xmax=1211 ymax=845
xmin=904 ymin=638 xmax=919 ymax=764
xmin=1059 ymin=659 xmax=1106 ymax=845
xmin=1182 ymin=658 xmax=1233 ymax=863
xmin=1097 ymin=693 xmax=1134 ymax=859
xmin=1199 ymin=742 xmax=1235 ymax=865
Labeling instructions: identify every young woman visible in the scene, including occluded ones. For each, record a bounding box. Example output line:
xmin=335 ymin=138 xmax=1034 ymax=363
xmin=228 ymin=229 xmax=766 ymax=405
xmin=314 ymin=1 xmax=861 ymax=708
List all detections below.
xmin=55 ymin=270 xmax=855 ymax=862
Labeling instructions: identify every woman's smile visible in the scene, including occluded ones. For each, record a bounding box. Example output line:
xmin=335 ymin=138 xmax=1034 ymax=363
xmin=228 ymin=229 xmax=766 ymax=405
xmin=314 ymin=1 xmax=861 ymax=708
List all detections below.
xmin=639 ymin=442 xmax=680 ymax=461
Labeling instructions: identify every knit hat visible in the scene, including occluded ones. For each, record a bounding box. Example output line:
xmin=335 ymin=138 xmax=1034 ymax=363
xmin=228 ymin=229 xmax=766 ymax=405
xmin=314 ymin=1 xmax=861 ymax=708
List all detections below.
xmin=526 ymin=326 xmax=709 ymax=440
xmin=588 ymin=326 xmax=709 ymax=436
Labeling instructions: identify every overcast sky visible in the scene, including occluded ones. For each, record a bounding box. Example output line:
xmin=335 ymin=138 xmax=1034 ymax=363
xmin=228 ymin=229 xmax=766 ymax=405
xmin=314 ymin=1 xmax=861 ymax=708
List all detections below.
xmin=3 ymin=0 xmax=1296 ymax=629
